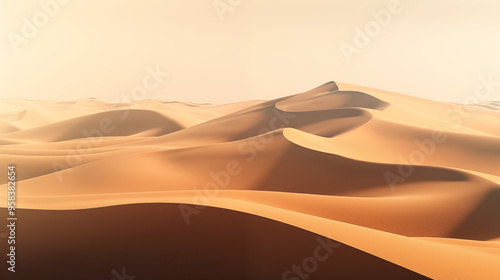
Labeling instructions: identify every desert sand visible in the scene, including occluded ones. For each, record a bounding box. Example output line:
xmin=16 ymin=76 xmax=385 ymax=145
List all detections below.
xmin=0 ymin=82 xmax=499 ymax=280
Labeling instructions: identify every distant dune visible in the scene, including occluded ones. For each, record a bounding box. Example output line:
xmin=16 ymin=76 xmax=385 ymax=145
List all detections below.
xmin=1 ymin=82 xmax=499 ymax=280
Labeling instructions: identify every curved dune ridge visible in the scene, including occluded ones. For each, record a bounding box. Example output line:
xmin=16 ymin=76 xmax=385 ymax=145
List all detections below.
xmin=0 ymin=81 xmax=499 ymax=280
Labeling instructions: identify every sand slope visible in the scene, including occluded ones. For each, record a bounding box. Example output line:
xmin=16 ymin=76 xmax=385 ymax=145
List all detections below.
xmin=0 ymin=82 xmax=499 ymax=280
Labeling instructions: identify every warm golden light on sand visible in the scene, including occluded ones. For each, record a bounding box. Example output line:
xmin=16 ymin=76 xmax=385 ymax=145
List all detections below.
xmin=0 ymin=82 xmax=499 ymax=279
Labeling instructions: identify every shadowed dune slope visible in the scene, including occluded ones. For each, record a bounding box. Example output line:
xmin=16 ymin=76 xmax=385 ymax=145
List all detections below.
xmin=0 ymin=204 xmax=431 ymax=280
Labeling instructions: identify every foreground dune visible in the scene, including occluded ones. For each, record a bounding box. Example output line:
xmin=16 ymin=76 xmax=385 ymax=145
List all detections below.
xmin=0 ymin=82 xmax=499 ymax=280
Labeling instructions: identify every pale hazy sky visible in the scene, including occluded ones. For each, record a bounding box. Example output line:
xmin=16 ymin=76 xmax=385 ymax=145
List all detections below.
xmin=1 ymin=0 xmax=500 ymax=104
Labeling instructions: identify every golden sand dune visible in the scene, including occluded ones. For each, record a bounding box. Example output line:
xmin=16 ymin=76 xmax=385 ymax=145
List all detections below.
xmin=0 ymin=82 xmax=499 ymax=280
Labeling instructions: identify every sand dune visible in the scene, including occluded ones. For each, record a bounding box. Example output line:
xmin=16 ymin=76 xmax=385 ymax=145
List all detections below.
xmin=1 ymin=82 xmax=499 ymax=280
xmin=0 ymin=204 xmax=432 ymax=280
